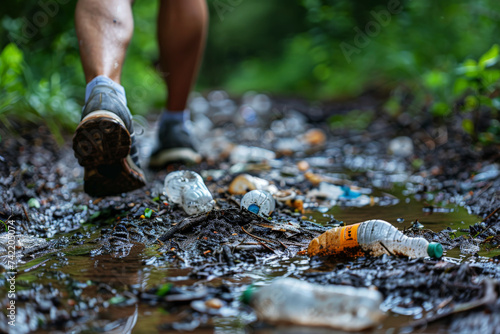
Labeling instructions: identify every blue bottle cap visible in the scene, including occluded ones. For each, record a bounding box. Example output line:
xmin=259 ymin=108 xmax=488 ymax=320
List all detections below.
xmin=248 ymin=204 xmax=260 ymax=215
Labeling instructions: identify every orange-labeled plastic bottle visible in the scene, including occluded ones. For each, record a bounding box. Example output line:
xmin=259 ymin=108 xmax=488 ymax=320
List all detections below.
xmin=307 ymin=219 xmax=443 ymax=259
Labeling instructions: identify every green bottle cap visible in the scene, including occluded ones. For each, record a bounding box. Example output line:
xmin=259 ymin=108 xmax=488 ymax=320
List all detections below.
xmin=427 ymin=242 xmax=443 ymax=258
xmin=240 ymin=285 xmax=256 ymax=305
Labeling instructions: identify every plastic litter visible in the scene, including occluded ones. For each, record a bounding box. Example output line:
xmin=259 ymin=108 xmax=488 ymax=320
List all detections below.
xmin=299 ymin=128 xmax=327 ymax=146
xmin=308 ymin=219 xmax=443 ymax=259
xmin=473 ymin=164 xmax=499 ymax=182
xmin=307 ymin=182 xmax=369 ymax=205
xmin=388 ymin=136 xmax=414 ymax=157
xmin=228 ymin=174 xmax=278 ymax=195
xmin=241 ymin=190 xmax=275 ymax=218
xmin=230 ymin=145 xmax=276 ymax=164
xmin=164 ymin=171 xmax=215 ymax=215
xmin=241 ymin=278 xmax=386 ymax=331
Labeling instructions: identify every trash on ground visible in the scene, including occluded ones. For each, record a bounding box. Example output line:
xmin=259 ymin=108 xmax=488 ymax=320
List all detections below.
xmin=230 ymin=145 xmax=276 ymax=163
xmin=284 ymin=196 xmax=305 ymax=213
xmin=241 ymin=190 xmax=275 ymax=218
xmin=164 ymin=171 xmax=215 ymax=215
xmin=307 ymin=219 xmax=443 ymax=259
xmin=273 ymin=189 xmax=296 ymax=202
xmin=304 ymin=171 xmax=347 ymax=187
xmin=228 ymin=173 xmax=278 ymax=195
xmin=242 ymin=277 xmax=386 ymax=331
xmin=388 ymin=136 xmax=414 ymax=157
xmin=306 ymin=182 xmax=374 ymax=207
xmin=299 ymin=128 xmax=327 ymax=146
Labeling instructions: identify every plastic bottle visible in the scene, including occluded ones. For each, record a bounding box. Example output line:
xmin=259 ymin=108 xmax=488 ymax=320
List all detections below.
xmin=241 ymin=278 xmax=385 ymax=331
xmin=307 ymin=219 xmax=443 ymax=259
xmin=164 ymin=171 xmax=215 ymax=215
xmin=241 ymin=190 xmax=275 ymax=218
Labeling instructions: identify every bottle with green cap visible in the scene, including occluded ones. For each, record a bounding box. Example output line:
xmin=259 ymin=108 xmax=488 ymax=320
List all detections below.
xmin=241 ymin=278 xmax=386 ymax=331
xmin=308 ymin=219 xmax=444 ymax=259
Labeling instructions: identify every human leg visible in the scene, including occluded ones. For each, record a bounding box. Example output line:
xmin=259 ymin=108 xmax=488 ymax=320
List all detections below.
xmin=157 ymin=0 xmax=208 ymax=111
xmin=76 ymin=0 xmax=135 ymax=83
xmin=149 ymin=0 xmax=208 ymax=167
xmin=73 ymin=0 xmax=146 ymax=197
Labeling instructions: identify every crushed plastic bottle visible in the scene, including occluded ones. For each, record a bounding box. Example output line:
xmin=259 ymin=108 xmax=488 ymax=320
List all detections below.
xmin=241 ymin=190 xmax=275 ymax=218
xmin=308 ymin=219 xmax=443 ymax=259
xmin=241 ymin=278 xmax=385 ymax=331
xmin=164 ymin=171 xmax=215 ymax=215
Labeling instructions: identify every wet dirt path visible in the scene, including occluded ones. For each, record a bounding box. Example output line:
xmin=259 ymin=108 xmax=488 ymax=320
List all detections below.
xmin=1 ymin=93 xmax=499 ymax=333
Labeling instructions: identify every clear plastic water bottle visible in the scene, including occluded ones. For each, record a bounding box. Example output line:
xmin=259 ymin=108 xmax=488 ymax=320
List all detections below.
xmin=241 ymin=190 xmax=275 ymax=218
xmin=308 ymin=219 xmax=443 ymax=259
xmin=241 ymin=278 xmax=385 ymax=331
xmin=164 ymin=171 xmax=215 ymax=215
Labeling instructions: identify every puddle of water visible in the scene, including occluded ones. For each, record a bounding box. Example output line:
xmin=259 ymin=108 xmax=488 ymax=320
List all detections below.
xmin=307 ymin=186 xmax=481 ymax=232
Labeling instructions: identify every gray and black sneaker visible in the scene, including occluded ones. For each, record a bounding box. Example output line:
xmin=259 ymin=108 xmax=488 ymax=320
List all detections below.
xmin=73 ymin=85 xmax=146 ymax=197
xmin=148 ymin=113 xmax=201 ymax=168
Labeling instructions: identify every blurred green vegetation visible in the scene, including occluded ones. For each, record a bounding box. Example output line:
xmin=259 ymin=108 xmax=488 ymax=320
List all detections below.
xmin=0 ymin=0 xmax=499 ymax=144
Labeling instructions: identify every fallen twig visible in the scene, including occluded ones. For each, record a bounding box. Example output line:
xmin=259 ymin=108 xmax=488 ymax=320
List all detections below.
xmin=257 ymin=241 xmax=276 ymax=253
xmin=22 ymin=205 xmax=30 ymax=223
xmin=240 ymin=226 xmax=279 ymax=245
xmin=482 ymin=207 xmax=499 ymax=223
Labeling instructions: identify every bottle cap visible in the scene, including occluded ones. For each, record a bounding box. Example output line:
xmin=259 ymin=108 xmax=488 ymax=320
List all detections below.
xmin=427 ymin=242 xmax=443 ymax=258
xmin=248 ymin=204 xmax=260 ymax=215
xmin=240 ymin=285 xmax=256 ymax=305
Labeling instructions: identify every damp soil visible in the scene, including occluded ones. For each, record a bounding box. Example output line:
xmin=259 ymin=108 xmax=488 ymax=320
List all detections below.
xmin=0 ymin=95 xmax=499 ymax=334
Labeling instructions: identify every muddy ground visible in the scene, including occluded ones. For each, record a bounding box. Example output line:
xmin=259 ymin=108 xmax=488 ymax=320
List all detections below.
xmin=0 ymin=93 xmax=499 ymax=333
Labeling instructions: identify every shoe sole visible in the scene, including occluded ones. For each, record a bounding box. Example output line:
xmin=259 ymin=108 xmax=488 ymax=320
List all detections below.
xmin=73 ymin=110 xmax=146 ymax=197
xmin=149 ymin=147 xmax=202 ymax=168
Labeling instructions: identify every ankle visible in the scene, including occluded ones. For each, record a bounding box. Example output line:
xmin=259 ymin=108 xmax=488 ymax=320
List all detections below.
xmin=160 ymin=109 xmax=190 ymax=124
xmin=85 ymin=75 xmax=127 ymax=105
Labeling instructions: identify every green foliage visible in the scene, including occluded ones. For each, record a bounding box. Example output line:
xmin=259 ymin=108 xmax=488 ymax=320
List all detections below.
xmin=0 ymin=43 xmax=24 ymax=119
xmin=328 ymin=109 xmax=374 ymax=131
xmin=156 ymin=283 xmax=172 ymax=297
xmin=423 ymin=44 xmax=500 ymax=144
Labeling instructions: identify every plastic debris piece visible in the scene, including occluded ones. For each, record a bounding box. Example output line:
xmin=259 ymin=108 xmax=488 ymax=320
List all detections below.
xmin=297 ymin=160 xmax=310 ymax=172
xmin=300 ymin=128 xmax=327 ymax=146
xmin=241 ymin=190 xmax=275 ymax=218
xmin=274 ymin=138 xmax=303 ymax=155
xmin=230 ymin=145 xmax=276 ymax=164
xmin=411 ymin=220 xmax=424 ymax=229
xmin=473 ymin=164 xmax=499 ymax=182
xmin=228 ymin=174 xmax=278 ymax=195
xmin=388 ymin=136 xmax=414 ymax=157
xmin=273 ymin=189 xmax=296 ymax=202
xmin=164 ymin=171 xmax=215 ymax=215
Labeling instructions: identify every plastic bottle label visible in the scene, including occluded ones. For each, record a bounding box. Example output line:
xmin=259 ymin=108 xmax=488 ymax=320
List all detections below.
xmin=340 ymin=223 xmax=360 ymax=248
